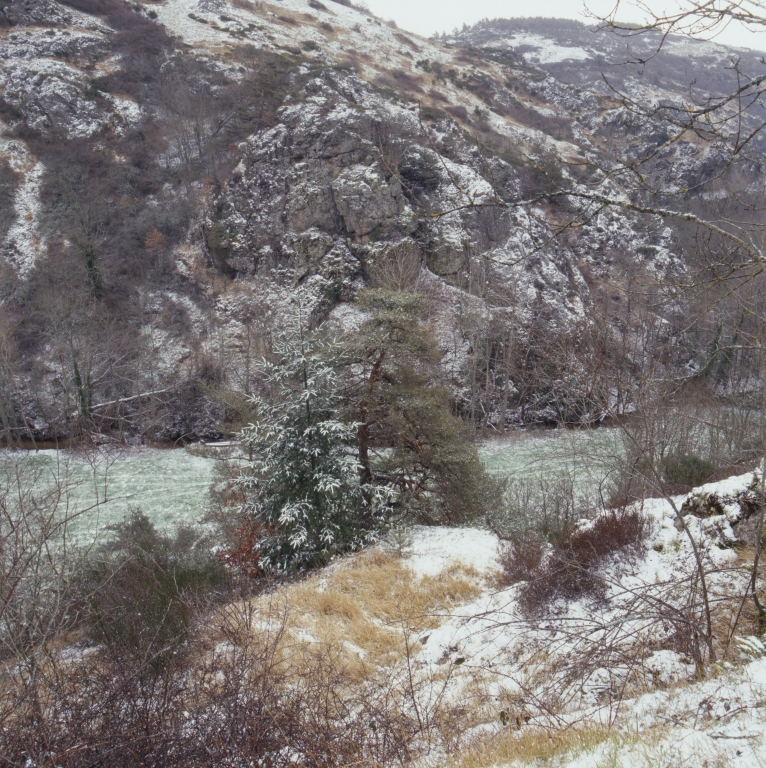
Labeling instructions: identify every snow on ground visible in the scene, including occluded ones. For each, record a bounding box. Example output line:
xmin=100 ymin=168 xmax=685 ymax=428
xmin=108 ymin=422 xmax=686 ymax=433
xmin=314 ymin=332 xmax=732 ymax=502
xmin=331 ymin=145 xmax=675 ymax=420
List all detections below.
xmin=0 ymin=129 xmax=45 ymax=278
xmin=135 ymin=0 xmax=595 ymax=182
xmin=397 ymin=470 xmax=766 ymax=766
xmin=11 ymin=440 xmax=766 ymax=763
xmin=0 ymin=25 xmax=106 ymax=60
xmin=567 ymin=656 xmax=766 ymax=766
xmin=407 ymin=526 xmax=499 ymax=578
xmin=108 ymin=94 xmax=143 ymax=132
xmin=146 ymin=0 xmax=445 ymax=76
xmin=145 ymin=0 xmax=234 ymax=47
xmin=487 ymin=33 xmax=592 ymax=64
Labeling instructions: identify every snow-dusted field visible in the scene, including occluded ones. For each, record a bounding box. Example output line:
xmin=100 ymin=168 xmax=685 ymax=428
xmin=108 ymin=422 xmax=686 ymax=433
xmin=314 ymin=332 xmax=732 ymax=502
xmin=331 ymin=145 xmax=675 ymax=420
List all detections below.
xmin=390 ymin=474 xmax=766 ymax=767
xmin=229 ymin=467 xmax=766 ymax=766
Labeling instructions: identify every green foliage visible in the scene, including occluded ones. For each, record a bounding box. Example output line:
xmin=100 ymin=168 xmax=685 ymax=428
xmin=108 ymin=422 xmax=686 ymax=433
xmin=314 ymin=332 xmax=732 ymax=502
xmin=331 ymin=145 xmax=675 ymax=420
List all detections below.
xmin=235 ymin=291 xmax=497 ymax=573
xmin=82 ymin=510 xmax=226 ymax=667
xmin=664 ymin=454 xmax=716 ymax=488
xmin=382 ymin=522 xmax=414 ymax=558
xmin=349 ymin=289 xmax=500 ymax=525
xmin=367 ymin=223 xmax=386 ymax=242
xmin=239 ymin=311 xmax=389 ymax=572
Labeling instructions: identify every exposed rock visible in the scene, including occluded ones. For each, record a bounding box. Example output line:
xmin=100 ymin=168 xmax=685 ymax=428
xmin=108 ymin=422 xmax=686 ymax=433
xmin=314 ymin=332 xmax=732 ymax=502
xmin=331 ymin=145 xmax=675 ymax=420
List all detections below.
xmin=2 ymin=0 xmax=104 ymax=28
xmin=0 ymin=0 xmax=756 ymax=440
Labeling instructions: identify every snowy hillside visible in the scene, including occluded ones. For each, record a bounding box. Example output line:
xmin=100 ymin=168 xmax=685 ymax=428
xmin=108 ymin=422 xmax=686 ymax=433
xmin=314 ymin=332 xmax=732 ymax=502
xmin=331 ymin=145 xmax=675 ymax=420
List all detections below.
xmin=1 ymin=0 xmax=752 ymax=442
xmin=2 ymin=1 xmax=766 ymax=765
xmin=273 ymin=469 xmax=766 ymax=766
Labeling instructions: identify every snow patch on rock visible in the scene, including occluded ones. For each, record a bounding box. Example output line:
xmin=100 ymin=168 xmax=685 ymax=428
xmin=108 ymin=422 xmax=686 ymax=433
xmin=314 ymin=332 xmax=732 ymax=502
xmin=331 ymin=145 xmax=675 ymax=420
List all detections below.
xmin=0 ymin=132 xmax=45 ymax=278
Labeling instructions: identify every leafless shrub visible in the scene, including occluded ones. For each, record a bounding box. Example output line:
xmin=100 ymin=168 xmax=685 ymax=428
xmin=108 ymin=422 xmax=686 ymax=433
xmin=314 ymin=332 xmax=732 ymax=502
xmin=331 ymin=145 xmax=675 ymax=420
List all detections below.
xmin=370 ymin=244 xmax=422 ymax=291
xmin=394 ymin=32 xmax=420 ymax=51
xmin=497 ymin=535 xmax=544 ymax=586
xmin=491 ymin=473 xmax=591 ymax=542
xmin=516 ymin=509 xmax=651 ymax=614
xmin=80 ymin=510 xmax=229 ymax=668
xmin=0 ymin=594 xmax=463 ymax=766
xmin=0 ymin=450 xmax=481 ymax=766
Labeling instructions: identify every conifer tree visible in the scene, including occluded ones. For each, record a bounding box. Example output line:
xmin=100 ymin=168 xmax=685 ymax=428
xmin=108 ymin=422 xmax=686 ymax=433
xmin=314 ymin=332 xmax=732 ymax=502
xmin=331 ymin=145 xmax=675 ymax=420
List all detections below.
xmin=239 ymin=313 xmax=388 ymax=572
xmin=347 ymin=289 xmax=499 ymax=525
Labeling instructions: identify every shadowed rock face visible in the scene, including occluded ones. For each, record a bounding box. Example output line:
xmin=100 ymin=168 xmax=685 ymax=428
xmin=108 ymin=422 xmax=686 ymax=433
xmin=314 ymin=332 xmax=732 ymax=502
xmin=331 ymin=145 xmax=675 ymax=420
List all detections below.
xmin=2 ymin=0 xmax=90 ymax=26
xmin=0 ymin=0 xmax=750 ymax=439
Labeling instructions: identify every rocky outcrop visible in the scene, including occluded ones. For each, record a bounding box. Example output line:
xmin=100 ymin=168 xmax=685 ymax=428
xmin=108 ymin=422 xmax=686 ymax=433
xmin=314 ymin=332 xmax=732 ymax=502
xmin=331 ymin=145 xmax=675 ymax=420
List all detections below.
xmin=0 ymin=0 xmax=740 ymax=440
xmin=1 ymin=0 xmax=103 ymax=27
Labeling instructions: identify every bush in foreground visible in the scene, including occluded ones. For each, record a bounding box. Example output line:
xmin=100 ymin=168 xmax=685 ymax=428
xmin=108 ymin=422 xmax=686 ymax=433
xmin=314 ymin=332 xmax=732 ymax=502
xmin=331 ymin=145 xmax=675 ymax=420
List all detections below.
xmin=81 ymin=510 xmax=227 ymax=666
xmin=499 ymin=509 xmax=651 ymax=614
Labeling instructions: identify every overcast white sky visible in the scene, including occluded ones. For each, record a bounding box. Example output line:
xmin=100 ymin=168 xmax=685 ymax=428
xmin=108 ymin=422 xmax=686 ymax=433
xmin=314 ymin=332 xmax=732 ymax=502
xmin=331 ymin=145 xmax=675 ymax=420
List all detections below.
xmin=361 ymin=0 xmax=766 ymax=51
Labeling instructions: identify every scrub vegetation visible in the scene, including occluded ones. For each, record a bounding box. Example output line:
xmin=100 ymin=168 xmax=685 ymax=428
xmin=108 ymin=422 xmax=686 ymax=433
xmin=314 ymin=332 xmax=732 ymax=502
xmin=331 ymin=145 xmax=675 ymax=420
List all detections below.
xmin=3 ymin=0 xmax=766 ymax=765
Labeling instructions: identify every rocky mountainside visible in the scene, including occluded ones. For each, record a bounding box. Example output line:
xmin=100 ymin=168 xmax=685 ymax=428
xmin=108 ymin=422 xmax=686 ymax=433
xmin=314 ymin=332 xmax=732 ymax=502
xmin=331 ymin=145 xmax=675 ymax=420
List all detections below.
xmin=0 ymin=1 xmax=762 ymax=442
xmin=447 ymin=17 xmax=766 ymax=111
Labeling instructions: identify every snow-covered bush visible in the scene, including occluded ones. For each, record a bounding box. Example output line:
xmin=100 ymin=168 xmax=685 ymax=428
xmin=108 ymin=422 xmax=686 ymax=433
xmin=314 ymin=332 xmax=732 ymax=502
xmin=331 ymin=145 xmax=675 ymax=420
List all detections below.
xmin=239 ymin=315 xmax=389 ymax=572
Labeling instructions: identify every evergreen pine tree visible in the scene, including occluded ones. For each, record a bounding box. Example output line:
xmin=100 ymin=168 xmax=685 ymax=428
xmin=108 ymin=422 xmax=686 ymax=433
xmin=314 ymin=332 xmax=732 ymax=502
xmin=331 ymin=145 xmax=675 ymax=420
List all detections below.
xmin=239 ymin=313 xmax=388 ymax=572
xmin=347 ymin=289 xmax=500 ymax=525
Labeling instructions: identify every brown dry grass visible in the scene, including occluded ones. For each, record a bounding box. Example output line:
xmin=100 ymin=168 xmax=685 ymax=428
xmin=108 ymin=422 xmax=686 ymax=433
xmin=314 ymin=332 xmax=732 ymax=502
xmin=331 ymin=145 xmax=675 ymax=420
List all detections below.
xmin=240 ymin=549 xmax=483 ymax=675
xmin=449 ymin=723 xmax=617 ymax=768
xmin=711 ymin=544 xmax=764 ymax=660
xmin=453 ymin=719 xmax=736 ymax=768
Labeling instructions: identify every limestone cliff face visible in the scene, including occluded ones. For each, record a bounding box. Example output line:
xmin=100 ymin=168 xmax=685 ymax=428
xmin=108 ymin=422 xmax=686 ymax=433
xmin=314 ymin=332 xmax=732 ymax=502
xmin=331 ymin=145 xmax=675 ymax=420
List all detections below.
xmin=0 ymin=0 xmax=751 ymax=439
xmin=212 ymin=65 xmax=668 ymax=333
